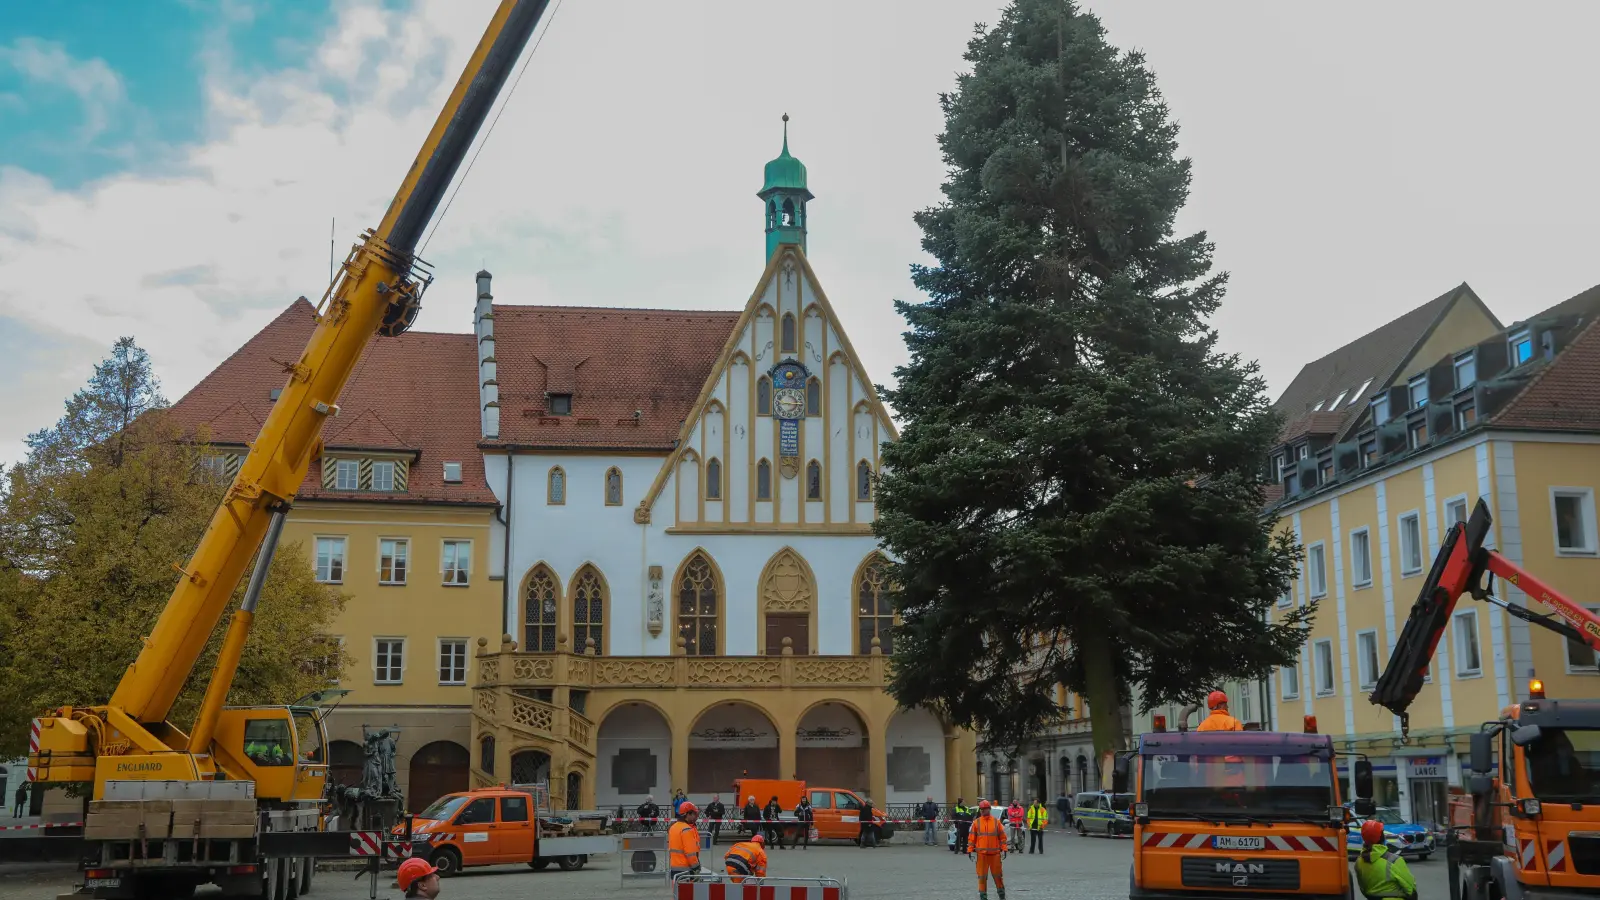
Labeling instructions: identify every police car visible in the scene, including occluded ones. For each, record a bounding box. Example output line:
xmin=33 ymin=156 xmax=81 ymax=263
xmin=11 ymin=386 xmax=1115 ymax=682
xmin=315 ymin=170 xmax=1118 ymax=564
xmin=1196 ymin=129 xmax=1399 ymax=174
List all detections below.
xmin=1344 ymin=805 xmax=1435 ymax=861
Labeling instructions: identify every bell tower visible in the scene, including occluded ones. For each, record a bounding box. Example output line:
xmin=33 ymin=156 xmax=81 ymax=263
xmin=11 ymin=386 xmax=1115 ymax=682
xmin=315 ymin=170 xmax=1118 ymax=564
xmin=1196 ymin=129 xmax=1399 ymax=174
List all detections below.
xmin=758 ymin=113 xmax=814 ymax=261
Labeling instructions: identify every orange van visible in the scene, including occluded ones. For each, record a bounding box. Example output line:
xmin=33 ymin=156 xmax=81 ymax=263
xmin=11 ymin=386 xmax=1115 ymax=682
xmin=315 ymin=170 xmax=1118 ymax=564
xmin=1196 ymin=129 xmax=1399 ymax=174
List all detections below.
xmin=398 ymin=786 xmax=614 ymax=876
xmin=730 ymin=778 xmax=893 ymax=842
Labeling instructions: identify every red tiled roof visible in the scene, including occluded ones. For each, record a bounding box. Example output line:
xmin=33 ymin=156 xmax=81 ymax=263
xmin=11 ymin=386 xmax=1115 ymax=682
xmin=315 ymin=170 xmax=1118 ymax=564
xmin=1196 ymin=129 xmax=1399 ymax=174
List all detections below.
xmin=1492 ymin=315 xmax=1600 ymax=431
xmin=167 ymin=298 xmax=497 ymax=506
xmin=1278 ymin=411 xmax=1347 ymax=444
xmin=485 ymin=305 xmax=741 ymax=450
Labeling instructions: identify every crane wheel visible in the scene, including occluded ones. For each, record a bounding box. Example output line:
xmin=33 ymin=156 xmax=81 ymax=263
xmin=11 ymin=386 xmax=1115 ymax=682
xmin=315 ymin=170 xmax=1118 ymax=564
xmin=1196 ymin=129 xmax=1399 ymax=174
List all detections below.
xmin=283 ymin=858 xmax=300 ymax=900
xmin=299 ymin=857 xmax=314 ymax=895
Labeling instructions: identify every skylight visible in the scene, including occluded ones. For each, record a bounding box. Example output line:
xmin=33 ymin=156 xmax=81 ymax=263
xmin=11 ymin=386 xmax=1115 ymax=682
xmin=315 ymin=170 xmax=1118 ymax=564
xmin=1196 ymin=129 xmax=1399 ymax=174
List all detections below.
xmin=1312 ymin=400 xmax=1325 ymax=412
xmin=1349 ymin=379 xmax=1372 ymax=405
xmin=1331 ymin=390 xmax=1348 ymax=408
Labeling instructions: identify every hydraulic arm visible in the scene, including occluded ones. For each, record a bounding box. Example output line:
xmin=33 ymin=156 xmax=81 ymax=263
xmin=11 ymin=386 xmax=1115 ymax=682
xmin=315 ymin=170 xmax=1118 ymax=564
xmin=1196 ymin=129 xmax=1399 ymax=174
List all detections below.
xmin=32 ymin=0 xmax=553 ymax=796
xmin=1369 ymin=498 xmax=1600 ymax=730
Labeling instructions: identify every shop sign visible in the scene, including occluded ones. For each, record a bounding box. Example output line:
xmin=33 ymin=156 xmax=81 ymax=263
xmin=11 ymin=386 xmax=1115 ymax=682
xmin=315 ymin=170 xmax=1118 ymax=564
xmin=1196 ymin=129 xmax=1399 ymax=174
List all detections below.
xmin=1408 ymin=756 xmax=1444 ymax=778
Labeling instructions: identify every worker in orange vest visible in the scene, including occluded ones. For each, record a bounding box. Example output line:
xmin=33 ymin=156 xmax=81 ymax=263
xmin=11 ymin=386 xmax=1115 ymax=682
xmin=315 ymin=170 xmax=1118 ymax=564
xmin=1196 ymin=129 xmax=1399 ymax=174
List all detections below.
xmin=724 ymin=832 xmax=767 ymax=883
xmin=668 ymin=801 xmax=704 ymax=883
xmin=965 ymin=799 xmax=1007 ymax=900
xmin=1197 ymin=691 xmax=1244 ymax=731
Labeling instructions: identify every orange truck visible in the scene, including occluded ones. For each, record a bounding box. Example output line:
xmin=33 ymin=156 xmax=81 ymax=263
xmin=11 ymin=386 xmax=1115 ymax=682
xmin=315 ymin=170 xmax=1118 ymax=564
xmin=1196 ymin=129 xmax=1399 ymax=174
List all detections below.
xmin=1116 ymin=726 xmax=1373 ymax=900
xmin=398 ymin=785 xmax=616 ymax=876
xmin=729 ymin=779 xmax=893 ymax=843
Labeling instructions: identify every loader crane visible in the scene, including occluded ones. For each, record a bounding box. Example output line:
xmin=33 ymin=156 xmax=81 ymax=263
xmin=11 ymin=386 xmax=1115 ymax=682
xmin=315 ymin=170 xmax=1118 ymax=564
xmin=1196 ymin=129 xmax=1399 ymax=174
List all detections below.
xmin=1369 ymin=498 xmax=1600 ymax=900
xmin=20 ymin=2 xmax=555 ymax=896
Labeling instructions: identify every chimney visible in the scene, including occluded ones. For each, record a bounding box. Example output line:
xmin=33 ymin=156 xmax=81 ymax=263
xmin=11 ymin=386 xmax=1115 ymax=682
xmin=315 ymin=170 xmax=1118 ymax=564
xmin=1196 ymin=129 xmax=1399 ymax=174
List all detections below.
xmin=475 ymin=270 xmax=499 ymax=439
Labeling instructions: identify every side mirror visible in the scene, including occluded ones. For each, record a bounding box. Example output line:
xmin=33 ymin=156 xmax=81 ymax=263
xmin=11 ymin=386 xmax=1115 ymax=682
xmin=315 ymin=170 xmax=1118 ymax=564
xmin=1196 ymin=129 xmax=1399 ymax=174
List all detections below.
xmin=1352 ymin=799 xmax=1376 ymax=817
xmin=1469 ymin=775 xmax=1494 ymax=798
xmin=1354 ymin=759 xmax=1374 ymax=801
xmin=1511 ymin=724 xmax=1543 ymax=748
xmin=1470 ymin=732 xmax=1495 ymax=772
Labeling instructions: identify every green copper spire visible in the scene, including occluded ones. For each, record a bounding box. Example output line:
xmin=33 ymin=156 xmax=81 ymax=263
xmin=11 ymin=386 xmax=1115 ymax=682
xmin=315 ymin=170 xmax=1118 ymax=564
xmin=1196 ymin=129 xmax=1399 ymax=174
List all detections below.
xmin=757 ymin=113 xmax=814 ymax=261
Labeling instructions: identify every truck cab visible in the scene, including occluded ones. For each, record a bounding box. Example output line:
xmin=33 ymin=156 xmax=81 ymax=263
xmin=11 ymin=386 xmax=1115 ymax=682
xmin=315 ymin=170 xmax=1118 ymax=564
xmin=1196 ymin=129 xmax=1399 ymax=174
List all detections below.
xmin=729 ymin=778 xmax=892 ymax=842
xmin=1122 ymin=728 xmax=1369 ymax=900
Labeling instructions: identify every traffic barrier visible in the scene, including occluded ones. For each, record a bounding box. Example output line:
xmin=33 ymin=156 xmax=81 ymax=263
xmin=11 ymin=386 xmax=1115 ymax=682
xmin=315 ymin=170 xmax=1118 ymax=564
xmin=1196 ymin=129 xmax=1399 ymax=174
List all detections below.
xmin=0 ymin=822 xmax=82 ymax=830
xmin=673 ymin=872 xmax=847 ymax=900
xmin=385 ymin=839 xmax=413 ymax=861
xmin=349 ymin=831 xmax=382 ymax=856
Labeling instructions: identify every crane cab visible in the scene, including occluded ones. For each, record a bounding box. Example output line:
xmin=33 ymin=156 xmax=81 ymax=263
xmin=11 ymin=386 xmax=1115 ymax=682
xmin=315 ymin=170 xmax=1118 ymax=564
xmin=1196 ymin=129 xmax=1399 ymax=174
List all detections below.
xmin=212 ymin=705 xmax=329 ymax=802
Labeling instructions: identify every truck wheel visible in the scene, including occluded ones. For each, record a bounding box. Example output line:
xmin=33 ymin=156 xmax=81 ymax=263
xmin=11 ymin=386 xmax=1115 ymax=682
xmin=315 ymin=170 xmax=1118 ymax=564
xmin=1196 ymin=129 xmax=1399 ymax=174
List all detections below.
xmin=283 ymin=859 xmax=300 ymax=900
xmin=1078 ymin=820 xmax=1087 ymax=836
xmin=529 ymin=859 xmax=551 ymax=871
xmin=433 ymin=847 xmax=462 ymax=878
xmin=556 ymin=854 xmax=586 ymax=871
xmin=299 ymin=857 xmax=314 ymax=895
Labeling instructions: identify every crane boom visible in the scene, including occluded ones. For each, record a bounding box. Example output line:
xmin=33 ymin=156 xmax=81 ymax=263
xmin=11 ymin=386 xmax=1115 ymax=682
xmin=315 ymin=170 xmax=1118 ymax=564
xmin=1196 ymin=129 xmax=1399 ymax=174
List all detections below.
xmin=104 ymin=0 xmax=550 ymax=728
xmin=1369 ymin=498 xmax=1600 ymax=728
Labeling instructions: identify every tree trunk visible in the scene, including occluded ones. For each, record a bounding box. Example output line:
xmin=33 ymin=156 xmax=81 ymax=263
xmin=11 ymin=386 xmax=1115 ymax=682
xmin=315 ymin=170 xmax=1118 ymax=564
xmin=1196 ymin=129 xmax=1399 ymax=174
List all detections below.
xmin=1079 ymin=625 xmax=1124 ymax=790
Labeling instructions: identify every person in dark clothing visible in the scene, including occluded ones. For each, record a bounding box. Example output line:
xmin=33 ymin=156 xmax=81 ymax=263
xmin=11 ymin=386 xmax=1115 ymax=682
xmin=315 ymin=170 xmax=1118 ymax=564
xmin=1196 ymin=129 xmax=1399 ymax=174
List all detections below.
xmin=763 ymin=797 xmax=785 ymax=849
xmin=1054 ymin=792 xmax=1070 ymax=831
xmin=636 ymin=796 xmax=662 ymax=833
xmin=857 ymin=801 xmax=879 ymax=849
xmin=704 ymin=794 xmax=727 ymax=845
xmin=741 ymin=795 xmax=762 ymax=839
xmin=794 ymin=796 xmax=814 ymax=850
xmin=920 ymin=797 xmax=941 ymax=845
xmin=12 ymin=784 xmax=27 ymax=819
xmin=952 ymin=798 xmax=973 ymax=854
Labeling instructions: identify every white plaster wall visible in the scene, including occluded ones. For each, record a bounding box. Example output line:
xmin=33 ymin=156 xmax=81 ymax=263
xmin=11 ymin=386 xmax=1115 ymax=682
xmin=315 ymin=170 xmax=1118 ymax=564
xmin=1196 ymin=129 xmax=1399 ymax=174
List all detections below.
xmin=595 ymin=704 xmax=672 ymax=808
xmin=886 ymin=708 xmax=948 ymax=805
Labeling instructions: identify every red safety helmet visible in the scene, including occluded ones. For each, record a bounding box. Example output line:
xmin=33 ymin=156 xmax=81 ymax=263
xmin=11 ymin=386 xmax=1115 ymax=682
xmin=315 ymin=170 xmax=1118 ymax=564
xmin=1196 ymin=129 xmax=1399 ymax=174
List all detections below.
xmin=1360 ymin=820 xmax=1386 ymax=845
xmin=678 ymin=801 xmax=699 ymax=817
xmin=397 ymin=857 xmax=439 ymax=892
xmin=1207 ymin=690 xmax=1229 ymax=710
xmin=978 ymin=799 xmax=991 ymax=809
xmin=751 ymin=832 xmax=765 ymax=844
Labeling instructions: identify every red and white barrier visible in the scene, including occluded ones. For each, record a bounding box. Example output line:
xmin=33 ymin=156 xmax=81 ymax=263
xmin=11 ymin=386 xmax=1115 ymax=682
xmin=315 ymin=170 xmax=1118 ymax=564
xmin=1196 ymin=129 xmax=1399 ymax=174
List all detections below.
xmin=1140 ymin=832 xmax=1340 ymax=851
xmin=0 ymin=822 xmax=82 ymax=830
xmin=349 ymin=832 xmax=382 ymax=856
xmin=27 ymin=718 xmax=40 ymax=782
xmin=673 ymin=873 xmax=846 ymax=900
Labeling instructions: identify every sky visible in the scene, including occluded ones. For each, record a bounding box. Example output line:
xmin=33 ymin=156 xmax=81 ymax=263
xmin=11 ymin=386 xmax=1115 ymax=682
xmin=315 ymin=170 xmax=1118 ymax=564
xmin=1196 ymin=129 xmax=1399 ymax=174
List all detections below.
xmin=3 ymin=1 xmax=1600 ymax=468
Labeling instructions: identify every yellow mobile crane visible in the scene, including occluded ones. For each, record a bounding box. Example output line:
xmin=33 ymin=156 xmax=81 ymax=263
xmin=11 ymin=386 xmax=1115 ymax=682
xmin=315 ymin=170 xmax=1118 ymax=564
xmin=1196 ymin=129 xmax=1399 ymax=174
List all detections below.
xmin=21 ymin=1 xmax=553 ymax=896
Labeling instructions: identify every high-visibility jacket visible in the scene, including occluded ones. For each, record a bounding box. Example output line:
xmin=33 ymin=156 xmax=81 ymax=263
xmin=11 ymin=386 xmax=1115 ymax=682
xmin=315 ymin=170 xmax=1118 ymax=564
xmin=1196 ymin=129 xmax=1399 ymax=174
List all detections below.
xmin=724 ymin=841 xmax=767 ymax=881
xmin=668 ymin=820 xmax=701 ymax=869
xmin=1026 ymin=803 xmax=1049 ymax=829
xmin=1006 ymin=805 xmax=1024 ymax=827
xmin=1354 ymin=844 xmax=1417 ymax=900
xmin=1198 ymin=710 xmax=1244 ymax=732
xmin=966 ymin=813 xmax=1005 ymax=854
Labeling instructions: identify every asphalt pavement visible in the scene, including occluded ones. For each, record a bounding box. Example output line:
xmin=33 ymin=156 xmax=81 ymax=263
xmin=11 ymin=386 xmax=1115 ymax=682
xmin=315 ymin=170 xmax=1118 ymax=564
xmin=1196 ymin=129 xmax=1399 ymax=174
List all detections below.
xmin=0 ymin=827 xmax=1453 ymax=900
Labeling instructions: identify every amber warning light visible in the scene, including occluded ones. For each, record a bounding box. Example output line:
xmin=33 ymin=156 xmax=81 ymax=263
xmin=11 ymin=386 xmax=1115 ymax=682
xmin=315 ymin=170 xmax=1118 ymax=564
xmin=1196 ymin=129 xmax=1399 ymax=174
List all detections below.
xmin=1304 ymin=715 xmax=1318 ymax=734
xmin=1152 ymin=715 xmax=1167 ymax=732
xmin=1530 ymin=678 xmax=1545 ymax=699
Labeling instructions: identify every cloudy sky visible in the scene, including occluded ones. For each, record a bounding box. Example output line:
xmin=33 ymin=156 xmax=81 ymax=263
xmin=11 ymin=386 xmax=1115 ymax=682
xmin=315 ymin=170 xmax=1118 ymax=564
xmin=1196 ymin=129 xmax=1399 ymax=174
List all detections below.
xmin=3 ymin=1 xmax=1599 ymax=467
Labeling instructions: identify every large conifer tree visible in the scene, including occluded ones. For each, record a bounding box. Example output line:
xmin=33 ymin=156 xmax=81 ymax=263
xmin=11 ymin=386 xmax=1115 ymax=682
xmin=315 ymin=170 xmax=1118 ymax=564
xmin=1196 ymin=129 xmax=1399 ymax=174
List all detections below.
xmin=875 ymin=0 xmax=1311 ymax=760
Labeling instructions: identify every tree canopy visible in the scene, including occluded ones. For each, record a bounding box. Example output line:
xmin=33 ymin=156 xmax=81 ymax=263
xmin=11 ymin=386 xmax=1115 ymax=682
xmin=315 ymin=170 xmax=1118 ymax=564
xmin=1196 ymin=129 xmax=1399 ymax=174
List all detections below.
xmin=875 ymin=0 xmax=1310 ymax=757
xmin=0 ymin=338 xmax=347 ymax=757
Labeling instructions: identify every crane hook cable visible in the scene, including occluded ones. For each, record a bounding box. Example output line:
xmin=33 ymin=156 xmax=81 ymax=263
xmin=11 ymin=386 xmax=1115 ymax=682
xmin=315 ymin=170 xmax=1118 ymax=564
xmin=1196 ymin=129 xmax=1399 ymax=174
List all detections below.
xmin=420 ymin=0 xmax=566 ymax=256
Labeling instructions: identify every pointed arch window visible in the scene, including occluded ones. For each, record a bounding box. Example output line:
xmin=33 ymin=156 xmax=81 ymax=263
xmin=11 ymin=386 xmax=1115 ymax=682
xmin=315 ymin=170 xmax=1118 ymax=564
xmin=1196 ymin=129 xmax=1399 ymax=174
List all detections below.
xmin=855 ymin=554 xmax=896 ymax=655
xmin=480 ymin=735 xmax=495 ymax=775
xmin=781 ymin=197 xmax=796 ymax=226
xmin=547 ymin=466 xmax=566 ymax=505
xmin=856 ymin=460 xmax=873 ymax=501
xmin=757 ymin=459 xmax=772 ymax=500
xmin=806 ymin=377 xmax=821 ymax=416
xmin=604 ymin=467 xmax=623 ymax=506
xmin=523 ymin=566 xmax=560 ymax=652
xmin=676 ymin=552 xmax=720 ymax=656
xmin=756 ymin=376 xmax=772 ymax=416
xmin=571 ymin=565 xmax=606 ymax=655
xmin=705 ymin=458 xmax=722 ymax=500
xmin=781 ymin=313 xmax=797 ymax=354
xmin=806 ymin=460 xmax=821 ymax=500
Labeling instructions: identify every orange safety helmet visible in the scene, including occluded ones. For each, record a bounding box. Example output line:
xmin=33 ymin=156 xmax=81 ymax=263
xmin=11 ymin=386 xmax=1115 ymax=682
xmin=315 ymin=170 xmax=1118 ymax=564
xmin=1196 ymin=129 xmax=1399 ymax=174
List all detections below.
xmin=978 ymin=799 xmax=991 ymax=809
xmin=1360 ymin=820 xmax=1386 ymax=845
xmin=751 ymin=832 xmax=765 ymax=844
xmin=678 ymin=801 xmax=699 ymax=817
xmin=397 ymin=857 xmax=439 ymax=892
xmin=1207 ymin=690 xmax=1229 ymax=710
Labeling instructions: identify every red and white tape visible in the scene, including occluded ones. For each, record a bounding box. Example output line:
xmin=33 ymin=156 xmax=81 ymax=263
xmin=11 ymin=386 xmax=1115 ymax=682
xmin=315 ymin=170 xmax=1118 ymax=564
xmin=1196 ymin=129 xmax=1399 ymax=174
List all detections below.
xmin=0 ymin=822 xmax=83 ymax=830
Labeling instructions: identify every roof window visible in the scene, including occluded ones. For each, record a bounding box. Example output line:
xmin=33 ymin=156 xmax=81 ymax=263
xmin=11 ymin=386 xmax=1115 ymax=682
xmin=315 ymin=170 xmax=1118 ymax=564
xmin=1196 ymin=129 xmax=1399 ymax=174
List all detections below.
xmin=1331 ymin=390 xmax=1348 ymax=408
xmin=1312 ymin=400 xmax=1325 ymax=412
xmin=1350 ymin=379 xmax=1372 ymax=404
xmin=547 ymin=393 xmax=572 ymax=416
xmin=443 ymin=461 xmax=462 ymax=483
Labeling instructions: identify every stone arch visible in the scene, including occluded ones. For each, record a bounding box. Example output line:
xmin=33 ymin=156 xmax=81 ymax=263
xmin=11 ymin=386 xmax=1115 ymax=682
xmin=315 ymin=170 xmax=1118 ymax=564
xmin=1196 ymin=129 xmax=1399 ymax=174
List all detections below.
xmin=886 ymin=707 xmax=945 ymax=804
xmin=756 ymin=303 xmax=776 ymax=319
xmin=327 ymin=739 xmax=363 ymax=788
xmin=803 ymin=302 xmax=822 ymax=320
xmin=522 ymin=563 xmax=562 ymax=652
xmin=409 ymin=740 xmax=469 ymax=811
xmin=853 ymin=552 xmax=895 ymax=656
xmin=511 ymin=748 xmax=551 ymax=786
xmin=672 ymin=549 xmax=724 ymax=656
xmin=596 ymin=702 xmax=671 ymax=807
xmin=795 ymin=700 xmax=870 ymax=795
xmin=677 ymin=449 xmax=701 ymax=523
xmin=730 ymin=350 xmax=751 ymax=367
xmin=757 ymin=548 xmax=816 ymax=655
xmin=569 ymin=563 xmax=608 ymax=655
xmin=688 ymin=701 xmax=779 ymax=794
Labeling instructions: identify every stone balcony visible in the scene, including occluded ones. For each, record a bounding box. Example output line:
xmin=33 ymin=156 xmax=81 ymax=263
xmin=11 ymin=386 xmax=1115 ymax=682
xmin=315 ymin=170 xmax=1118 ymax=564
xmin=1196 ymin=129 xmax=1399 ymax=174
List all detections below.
xmin=474 ymin=639 xmax=889 ymax=694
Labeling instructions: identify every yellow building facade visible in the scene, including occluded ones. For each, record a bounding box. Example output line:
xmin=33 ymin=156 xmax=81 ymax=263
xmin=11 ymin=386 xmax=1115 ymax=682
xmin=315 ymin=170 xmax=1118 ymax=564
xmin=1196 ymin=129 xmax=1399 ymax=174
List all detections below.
xmin=1259 ymin=282 xmax=1600 ymax=825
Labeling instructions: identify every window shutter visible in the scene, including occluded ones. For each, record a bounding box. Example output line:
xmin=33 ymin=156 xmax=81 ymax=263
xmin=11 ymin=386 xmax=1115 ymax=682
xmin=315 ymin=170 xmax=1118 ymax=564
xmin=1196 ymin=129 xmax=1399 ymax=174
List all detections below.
xmin=359 ymin=458 xmax=373 ymax=490
xmin=322 ymin=459 xmax=338 ymax=490
xmin=393 ymin=459 xmax=409 ymax=491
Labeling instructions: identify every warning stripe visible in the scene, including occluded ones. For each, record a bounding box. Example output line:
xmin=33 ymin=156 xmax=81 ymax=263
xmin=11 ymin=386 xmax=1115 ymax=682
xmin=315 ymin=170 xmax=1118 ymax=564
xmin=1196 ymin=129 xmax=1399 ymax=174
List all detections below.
xmin=676 ymin=884 xmax=841 ymax=900
xmin=0 ymin=822 xmax=82 ymax=830
xmin=1547 ymin=839 xmax=1567 ymax=873
xmin=349 ymin=832 xmax=380 ymax=856
xmin=1143 ymin=832 xmax=1339 ymax=851
xmin=28 ymin=719 xmax=40 ymax=755
xmin=1521 ymin=838 xmax=1539 ymax=869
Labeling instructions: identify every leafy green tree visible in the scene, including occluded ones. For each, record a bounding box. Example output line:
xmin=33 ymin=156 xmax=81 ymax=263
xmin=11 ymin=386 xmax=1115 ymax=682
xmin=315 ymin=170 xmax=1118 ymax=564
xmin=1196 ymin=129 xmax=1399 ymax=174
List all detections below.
xmin=0 ymin=338 xmax=347 ymax=758
xmin=875 ymin=0 xmax=1310 ymax=763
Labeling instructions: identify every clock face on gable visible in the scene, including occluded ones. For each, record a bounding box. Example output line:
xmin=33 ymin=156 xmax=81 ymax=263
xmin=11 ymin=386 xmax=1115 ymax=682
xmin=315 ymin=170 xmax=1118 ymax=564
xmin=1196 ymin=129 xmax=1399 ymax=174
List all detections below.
xmin=773 ymin=388 xmax=805 ymax=420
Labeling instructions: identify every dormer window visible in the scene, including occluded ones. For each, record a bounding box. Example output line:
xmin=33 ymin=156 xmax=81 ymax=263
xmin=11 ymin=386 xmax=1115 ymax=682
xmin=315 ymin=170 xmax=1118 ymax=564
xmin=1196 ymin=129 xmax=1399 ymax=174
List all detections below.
xmin=371 ymin=461 xmax=396 ymax=492
xmin=1509 ymin=330 xmax=1533 ymax=366
xmin=1454 ymin=351 xmax=1476 ymax=389
xmin=1371 ymin=395 xmax=1390 ymax=426
xmin=1408 ymin=375 xmax=1428 ymax=409
xmin=547 ymin=394 xmax=572 ymax=416
xmin=443 ymin=461 xmax=462 ymax=483
xmin=335 ymin=459 xmax=359 ymax=491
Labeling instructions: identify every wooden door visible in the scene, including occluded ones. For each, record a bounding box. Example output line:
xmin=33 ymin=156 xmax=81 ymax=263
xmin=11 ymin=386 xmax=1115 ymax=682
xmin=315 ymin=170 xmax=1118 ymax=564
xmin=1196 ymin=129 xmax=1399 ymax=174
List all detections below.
xmin=765 ymin=614 xmax=809 ymax=655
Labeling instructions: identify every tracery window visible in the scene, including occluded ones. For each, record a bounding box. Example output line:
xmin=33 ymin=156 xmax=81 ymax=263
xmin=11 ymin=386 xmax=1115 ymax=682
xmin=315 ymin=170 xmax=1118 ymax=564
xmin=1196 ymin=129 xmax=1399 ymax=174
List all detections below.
xmin=856 ymin=460 xmax=873 ymax=501
xmin=705 ymin=458 xmax=722 ymax=500
xmin=677 ymin=553 xmax=719 ymax=656
xmin=856 ymin=555 xmax=895 ymax=655
xmin=523 ymin=566 xmax=560 ymax=652
xmin=757 ymin=459 xmax=772 ymax=500
xmin=806 ymin=377 xmax=821 ymax=416
xmin=604 ymin=467 xmax=623 ymax=506
xmin=781 ymin=313 xmax=797 ymax=353
xmin=572 ymin=565 xmax=605 ymax=654
xmin=547 ymin=467 xmax=566 ymax=505
xmin=757 ymin=376 xmax=772 ymax=416
xmin=806 ymin=460 xmax=821 ymax=500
